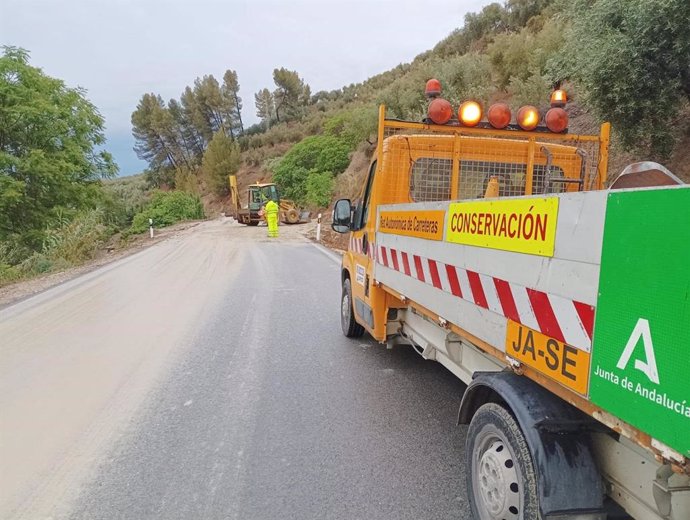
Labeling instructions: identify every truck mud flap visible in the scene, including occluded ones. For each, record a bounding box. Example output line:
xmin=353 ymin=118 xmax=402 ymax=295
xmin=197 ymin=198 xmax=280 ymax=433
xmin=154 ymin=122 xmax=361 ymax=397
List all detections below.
xmin=354 ymin=298 xmax=374 ymax=329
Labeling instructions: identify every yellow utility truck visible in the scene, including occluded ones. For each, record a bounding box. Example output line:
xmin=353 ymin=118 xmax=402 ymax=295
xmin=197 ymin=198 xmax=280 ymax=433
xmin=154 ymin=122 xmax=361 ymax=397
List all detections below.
xmin=332 ymin=85 xmax=689 ymax=520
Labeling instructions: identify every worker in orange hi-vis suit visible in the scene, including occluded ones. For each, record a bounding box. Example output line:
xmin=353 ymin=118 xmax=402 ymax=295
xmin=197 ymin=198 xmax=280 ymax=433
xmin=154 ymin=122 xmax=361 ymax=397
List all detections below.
xmin=265 ymin=199 xmax=279 ymax=237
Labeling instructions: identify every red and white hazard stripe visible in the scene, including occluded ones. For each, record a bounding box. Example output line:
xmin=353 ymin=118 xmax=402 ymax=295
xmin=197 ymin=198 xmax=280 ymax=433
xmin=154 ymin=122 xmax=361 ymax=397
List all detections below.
xmin=377 ymin=245 xmax=594 ymax=353
xmin=349 ymin=235 xmax=376 ymax=260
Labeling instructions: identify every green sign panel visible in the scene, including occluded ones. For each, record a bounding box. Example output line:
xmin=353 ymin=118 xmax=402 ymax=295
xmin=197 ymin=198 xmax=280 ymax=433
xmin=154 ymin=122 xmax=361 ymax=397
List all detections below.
xmin=590 ymin=187 xmax=690 ymax=457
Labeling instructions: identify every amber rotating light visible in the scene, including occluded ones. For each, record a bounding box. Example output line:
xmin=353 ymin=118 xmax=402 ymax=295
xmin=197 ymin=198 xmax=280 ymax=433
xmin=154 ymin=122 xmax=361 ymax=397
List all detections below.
xmin=546 ymin=88 xmax=569 ymax=132
xmin=487 ymin=103 xmax=512 ymax=129
xmin=427 ymin=98 xmax=453 ymax=125
xmin=516 ymin=106 xmax=540 ymax=131
xmin=550 ymin=89 xmax=567 ymax=108
xmin=545 ymin=107 xmax=568 ymax=133
xmin=458 ymin=101 xmax=483 ymax=127
xmin=425 ymin=78 xmax=442 ymax=98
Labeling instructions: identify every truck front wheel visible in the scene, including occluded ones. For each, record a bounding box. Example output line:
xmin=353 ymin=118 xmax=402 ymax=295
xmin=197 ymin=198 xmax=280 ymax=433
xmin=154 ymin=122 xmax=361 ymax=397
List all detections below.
xmin=341 ymin=278 xmax=364 ymax=338
xmin=467 ymin=403 xmax=541 ymax=520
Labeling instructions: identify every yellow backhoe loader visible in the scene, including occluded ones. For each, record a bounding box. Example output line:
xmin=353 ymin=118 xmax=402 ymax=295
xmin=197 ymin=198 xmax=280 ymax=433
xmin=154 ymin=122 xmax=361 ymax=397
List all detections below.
xmin=228 ymin=175 xmax=310 ymax=225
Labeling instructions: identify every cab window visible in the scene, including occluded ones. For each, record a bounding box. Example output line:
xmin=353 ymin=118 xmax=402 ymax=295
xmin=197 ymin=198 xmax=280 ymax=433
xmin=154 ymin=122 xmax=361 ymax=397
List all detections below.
xmin=409 ymin=158 xmax=453 ymax=202
xmin=458 ymin=161 xmax=566 ymax=199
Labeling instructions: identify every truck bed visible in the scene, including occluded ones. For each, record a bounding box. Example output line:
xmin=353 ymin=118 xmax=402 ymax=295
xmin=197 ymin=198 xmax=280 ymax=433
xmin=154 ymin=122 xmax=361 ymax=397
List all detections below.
xmin=373 ymin=185 xmax=690 ymax=463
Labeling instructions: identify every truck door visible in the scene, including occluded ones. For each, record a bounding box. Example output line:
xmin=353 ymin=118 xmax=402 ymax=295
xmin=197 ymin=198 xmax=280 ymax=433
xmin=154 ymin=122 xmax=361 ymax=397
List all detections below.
xmin=350 ymin=160 xmax=377 ymax=332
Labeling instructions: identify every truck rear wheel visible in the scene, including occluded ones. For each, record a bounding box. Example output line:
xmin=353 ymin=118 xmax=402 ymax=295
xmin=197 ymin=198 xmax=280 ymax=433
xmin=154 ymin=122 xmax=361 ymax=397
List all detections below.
xmin=341 ymin=278 xmax=364 ymax=338
xmin=467 ymin=403 xmax=541 ymax=520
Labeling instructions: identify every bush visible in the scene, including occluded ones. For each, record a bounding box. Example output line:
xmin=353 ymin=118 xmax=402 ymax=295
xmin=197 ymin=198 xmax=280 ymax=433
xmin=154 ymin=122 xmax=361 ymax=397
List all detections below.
xmin=0 ymin=209 xmax=110 ymax=286
xmin=42 ymin=209 xmax=109 ymax=264
xmin=508 ymin=72 xmax=552 ymax=109
xmin=555 ymin=0 xmax=690 ymax=158
xmin=0 ymin=263 xmax=21 ymax=285
xmin=129 ymin=191 xmax=205 ymax=234
xmin=101 ymin=174 xmax=150 ymax=228
xmin=273 ymin=135 xmax=351 ymax=203
xmin=436 ymin=53 xmax=494 ymax=105
xmin=487 ymin=18 xmax=565 ymax=89
xmin=174 ymin=168 xmax=201 ymax=194
xmin=18 ymin=253 xmax=70 ymax=276
xmin=305 ymin=171 xmax=335 ymax=207
xmin=324 ymin=107 xmax=378 ymax=148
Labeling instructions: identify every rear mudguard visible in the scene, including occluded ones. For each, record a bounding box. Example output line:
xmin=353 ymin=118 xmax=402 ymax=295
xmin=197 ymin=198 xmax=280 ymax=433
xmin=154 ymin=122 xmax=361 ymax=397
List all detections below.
xmin=459 ymin=371 xmax=606 ymax=519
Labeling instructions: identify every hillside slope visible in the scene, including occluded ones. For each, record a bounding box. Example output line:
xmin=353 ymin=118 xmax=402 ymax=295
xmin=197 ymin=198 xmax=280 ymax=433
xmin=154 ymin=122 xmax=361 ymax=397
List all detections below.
xmin=223 ymin=0 xmax=688 ymax=215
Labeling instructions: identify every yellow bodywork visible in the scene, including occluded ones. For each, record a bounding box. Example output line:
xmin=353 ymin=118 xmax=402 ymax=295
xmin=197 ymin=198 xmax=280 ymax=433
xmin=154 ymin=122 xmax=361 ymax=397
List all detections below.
xmin=344 ymin=105 xmax=611 ymax=342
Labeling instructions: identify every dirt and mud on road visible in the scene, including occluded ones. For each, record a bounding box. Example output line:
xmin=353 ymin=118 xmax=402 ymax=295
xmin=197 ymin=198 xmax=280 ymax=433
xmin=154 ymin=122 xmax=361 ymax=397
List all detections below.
xmin=0 ymin=217 xmax=322 ymax=520
xmin=0 ymin=217 xmax=321 ymax=310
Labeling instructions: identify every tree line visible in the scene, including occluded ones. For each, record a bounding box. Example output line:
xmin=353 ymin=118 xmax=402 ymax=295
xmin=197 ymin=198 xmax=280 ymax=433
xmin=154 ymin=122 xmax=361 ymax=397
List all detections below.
xmin=1 ymin=46 xmax=211 ymax=285
xmin=132 ymin=67 xmax=313 ymax=190
xmin=131 ymin=71 xmax=243 ymax=186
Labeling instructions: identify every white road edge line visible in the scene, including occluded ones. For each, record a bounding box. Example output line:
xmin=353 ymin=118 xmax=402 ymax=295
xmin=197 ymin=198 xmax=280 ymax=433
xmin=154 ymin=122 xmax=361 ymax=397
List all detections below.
xmin=310 ymin=242 xmax=343 ymax=266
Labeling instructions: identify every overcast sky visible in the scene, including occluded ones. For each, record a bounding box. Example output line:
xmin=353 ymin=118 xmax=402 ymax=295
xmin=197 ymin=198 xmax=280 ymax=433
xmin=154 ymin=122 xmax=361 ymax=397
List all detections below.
xmin=2 ymin=0 xmax=491 ymax=175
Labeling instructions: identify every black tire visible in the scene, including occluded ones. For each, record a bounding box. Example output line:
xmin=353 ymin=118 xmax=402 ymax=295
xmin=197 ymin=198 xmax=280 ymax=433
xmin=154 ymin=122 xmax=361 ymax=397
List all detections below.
xmin=247 ymin=221 xmax=259 ymax=226
xmin=341 ymin=278 xmax=364 ymax=338
xmin=466 ymin=403 xmax=541 ymax=520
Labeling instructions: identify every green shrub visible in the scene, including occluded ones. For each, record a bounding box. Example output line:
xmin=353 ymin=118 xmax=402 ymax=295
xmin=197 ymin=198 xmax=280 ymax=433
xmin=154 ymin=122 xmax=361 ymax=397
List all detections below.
xmin=129 ymin=191 xmax=205 ymax=234
xmin=273 ymin=135 xmax=351 ymax=203
xmin=42 ymin=209 xmax=109 ymax=265
xmin=555 ymin=0 xmax=690 ymax=158
xmin=275 ymin=166 xmax=310 ymax=203
xmin=174 ymin=168 xmax=201 ymax=194
xmin=487 ymin=19 xmax=565 ymax=89
xmin=0 ymin=239 xmax=30 ymax=266
xmin=0 ymin=209 xmax=112 ymax=285
xmin=436 ymin=53 xmax=494 ymax=105
xmin=324 ymin=107 xmax=378 ymax=148
xmin=0 ymin=263 xmax=21 ymax=286
xmin=305 ymin=171 xmax=335 ymax=207
xmin=101 ymin=174 xmax=150 ymax=228
xmin=29 ymin=255 xmax=54 ymax=273
xmin=508 ymin=72 xmax=552 ymax=110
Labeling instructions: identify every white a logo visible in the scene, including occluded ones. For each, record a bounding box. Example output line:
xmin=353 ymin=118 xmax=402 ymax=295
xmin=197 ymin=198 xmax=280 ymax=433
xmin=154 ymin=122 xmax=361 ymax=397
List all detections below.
xmin=616 ymin=318 xmax=660 ymax=384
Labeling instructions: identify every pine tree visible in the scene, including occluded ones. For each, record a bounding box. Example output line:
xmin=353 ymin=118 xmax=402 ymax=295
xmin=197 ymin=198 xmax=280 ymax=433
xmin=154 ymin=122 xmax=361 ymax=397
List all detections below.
xmin=272 ymin=68 xmax=309 ymax=122
xmin=222 ymin=70 xmax=243 ymax=136
xmin=192 ymin=75 xmax=226 ymax=140
xmin=254 ymin=88 xmax=274 ymax=129
xmin=179 ymin=87 xmax=207 ymax=155
xmin=131 ymin=93 xmax=179 ymax=171
xmin=202 ymin=131 xmax=240 ymax=196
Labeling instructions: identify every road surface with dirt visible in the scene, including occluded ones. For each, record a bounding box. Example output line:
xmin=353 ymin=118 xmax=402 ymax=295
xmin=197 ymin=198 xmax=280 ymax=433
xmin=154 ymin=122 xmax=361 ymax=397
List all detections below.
xmin=0 ymin=218 xmax=470 ymax=519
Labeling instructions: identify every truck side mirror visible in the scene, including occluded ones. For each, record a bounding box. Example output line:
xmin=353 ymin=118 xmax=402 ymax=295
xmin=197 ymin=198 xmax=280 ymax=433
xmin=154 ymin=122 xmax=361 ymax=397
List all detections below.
xmin=332 ymin=199 xmax=352 ymax=233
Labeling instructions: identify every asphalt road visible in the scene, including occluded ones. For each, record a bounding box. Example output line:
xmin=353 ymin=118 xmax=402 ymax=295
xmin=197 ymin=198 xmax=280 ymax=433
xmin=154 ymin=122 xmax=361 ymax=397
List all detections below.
xmin=0 ymin=220 xmax=470 ymax=520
